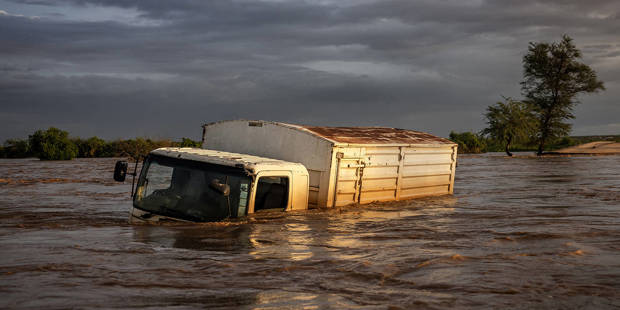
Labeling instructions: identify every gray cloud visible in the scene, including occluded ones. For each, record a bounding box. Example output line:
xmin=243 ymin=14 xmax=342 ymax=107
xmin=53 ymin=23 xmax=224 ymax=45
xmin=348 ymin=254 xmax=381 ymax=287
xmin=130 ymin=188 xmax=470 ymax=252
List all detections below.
xmin=1 ymin=0 xmax=619 ymax=141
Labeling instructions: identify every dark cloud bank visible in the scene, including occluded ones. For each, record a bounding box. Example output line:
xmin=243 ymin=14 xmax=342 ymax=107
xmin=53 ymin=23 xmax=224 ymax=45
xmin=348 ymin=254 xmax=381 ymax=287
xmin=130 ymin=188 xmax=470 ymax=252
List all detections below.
xmin=1 ymin=0 xmax=619 ymax=141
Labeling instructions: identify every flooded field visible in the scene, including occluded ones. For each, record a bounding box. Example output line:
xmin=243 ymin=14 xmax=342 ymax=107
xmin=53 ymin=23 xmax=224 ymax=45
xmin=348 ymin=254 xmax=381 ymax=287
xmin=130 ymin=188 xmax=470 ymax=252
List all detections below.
xmin=1 ymin=154 xmax=619 ymax=309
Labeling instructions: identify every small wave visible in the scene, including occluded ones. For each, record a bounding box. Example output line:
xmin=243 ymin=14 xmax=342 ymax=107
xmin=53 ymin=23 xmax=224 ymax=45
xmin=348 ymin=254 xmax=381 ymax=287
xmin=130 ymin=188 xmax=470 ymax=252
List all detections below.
xmin=416 ymin=254 xmax=467 ymax=268
xmin=0 ymin=177 xmax=114 ymax=186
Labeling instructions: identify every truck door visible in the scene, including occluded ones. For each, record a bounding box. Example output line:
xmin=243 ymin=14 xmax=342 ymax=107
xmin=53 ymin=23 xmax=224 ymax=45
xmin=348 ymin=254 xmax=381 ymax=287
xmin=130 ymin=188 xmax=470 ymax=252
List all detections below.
xmin=249 ymin=171 xmax=292 ymax=214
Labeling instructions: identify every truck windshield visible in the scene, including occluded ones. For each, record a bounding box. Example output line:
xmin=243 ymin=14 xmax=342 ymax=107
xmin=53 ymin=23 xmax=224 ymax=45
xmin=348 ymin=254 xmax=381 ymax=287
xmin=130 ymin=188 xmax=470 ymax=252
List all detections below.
xmin=133 ymin=155 xmax=251 ymax=222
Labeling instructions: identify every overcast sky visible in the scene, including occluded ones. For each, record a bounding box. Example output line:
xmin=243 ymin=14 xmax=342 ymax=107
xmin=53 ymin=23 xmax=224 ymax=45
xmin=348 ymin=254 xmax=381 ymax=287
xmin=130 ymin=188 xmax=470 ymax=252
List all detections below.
xmin=1 ymin=0 xmax=618 ymax=141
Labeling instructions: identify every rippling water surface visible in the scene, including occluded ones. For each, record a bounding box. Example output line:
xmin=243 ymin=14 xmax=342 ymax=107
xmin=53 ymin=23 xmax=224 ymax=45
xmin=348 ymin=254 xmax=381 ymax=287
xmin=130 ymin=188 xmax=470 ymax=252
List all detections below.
xmin=1 ymin=154 xmax=619 ymax=309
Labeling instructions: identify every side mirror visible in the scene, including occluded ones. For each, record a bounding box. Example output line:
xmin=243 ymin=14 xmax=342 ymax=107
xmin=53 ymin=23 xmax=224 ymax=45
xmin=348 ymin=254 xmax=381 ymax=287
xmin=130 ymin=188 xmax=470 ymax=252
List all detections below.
xmin=210 ymin=179 xmax=230 ymax=196
xmin=114 ymin=161 xmax=128 ymax=182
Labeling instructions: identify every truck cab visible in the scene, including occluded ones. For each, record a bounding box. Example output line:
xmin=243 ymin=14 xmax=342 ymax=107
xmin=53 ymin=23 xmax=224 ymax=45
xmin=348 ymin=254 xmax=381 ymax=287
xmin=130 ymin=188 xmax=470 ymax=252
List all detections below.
xmin=117 ymin=148 xmax=309 ymax=223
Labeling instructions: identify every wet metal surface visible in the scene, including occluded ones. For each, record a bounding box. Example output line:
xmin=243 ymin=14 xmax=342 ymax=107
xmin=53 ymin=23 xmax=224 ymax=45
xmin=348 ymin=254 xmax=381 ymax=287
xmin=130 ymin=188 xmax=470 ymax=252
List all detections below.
xmin=203 ymin=120 xmax=453 ymax=145
xmin=1 ymin=155 xmax=619 ymax=309
xmin=302 ymin=126 xmax=454 ymax=144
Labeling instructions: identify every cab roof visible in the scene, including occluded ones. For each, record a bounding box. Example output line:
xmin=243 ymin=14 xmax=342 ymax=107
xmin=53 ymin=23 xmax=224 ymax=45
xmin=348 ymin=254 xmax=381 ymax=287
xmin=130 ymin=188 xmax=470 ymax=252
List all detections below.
xmin=150 ymin=147 xmax=308 ymax=175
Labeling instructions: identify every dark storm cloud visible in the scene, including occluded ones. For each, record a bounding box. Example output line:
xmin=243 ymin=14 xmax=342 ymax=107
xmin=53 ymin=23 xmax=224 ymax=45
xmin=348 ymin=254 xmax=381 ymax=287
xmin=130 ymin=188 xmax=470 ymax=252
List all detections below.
xmin=1 ymin=0 xmax=619 ymax=141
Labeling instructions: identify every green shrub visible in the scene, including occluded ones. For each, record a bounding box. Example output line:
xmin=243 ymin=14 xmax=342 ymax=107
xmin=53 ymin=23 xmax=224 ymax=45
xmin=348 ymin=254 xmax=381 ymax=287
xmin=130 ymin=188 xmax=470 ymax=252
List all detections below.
xmin=449 ymin=131 xmax=487 ymax=154
xmin=73 ymin=136 xmax=107 ymax=158
xmin=1 ymin=139 xmax=32 ymax=158
xmin=101 ymin=138 xmax=177 ymax=159
xmin=177 ymin=137 xmax=201 ymax=148
xmin=3 ymin=131 xmax=201 ymax=159
xmin=548 ymin=136 xmax=577 ymax=150
xmin=29 ymin=127 xmax=78 ymax=160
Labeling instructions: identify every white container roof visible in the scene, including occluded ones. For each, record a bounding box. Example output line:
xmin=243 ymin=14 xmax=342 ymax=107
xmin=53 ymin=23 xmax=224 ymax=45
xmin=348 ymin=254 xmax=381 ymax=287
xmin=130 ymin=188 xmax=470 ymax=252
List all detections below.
xmin=203 ymin=120 xmax=455 ymax=146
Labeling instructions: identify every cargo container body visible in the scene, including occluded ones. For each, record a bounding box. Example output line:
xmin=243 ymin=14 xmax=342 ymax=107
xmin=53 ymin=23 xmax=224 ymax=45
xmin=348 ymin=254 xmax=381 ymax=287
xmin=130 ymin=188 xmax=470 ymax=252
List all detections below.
xmin=202 ymin=120 xmax=457 ymax=208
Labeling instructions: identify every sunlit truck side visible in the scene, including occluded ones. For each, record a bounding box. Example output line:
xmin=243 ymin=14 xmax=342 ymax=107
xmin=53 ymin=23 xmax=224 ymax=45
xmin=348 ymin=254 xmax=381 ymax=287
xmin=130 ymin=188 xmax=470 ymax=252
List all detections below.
xmin=114 ymin=120 xmax=457 ymax=223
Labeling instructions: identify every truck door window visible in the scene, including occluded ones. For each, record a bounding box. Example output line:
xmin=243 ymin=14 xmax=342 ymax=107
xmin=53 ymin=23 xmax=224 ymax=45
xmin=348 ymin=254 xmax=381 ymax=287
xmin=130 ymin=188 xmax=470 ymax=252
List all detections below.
xmin=254 ymin=176 xmax=289 ymax=212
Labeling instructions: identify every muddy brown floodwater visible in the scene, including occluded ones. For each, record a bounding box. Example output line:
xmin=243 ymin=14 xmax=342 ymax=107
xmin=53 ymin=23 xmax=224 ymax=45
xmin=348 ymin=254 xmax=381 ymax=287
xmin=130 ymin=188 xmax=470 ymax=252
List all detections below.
xmin=0 ymin=154 xmax=619 ymax=309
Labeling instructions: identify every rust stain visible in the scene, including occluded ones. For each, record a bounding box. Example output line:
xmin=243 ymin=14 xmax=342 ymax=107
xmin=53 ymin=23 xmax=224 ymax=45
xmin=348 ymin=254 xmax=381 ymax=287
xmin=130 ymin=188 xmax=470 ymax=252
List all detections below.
xmin=301 ymin=126 xmax=453 ymax=144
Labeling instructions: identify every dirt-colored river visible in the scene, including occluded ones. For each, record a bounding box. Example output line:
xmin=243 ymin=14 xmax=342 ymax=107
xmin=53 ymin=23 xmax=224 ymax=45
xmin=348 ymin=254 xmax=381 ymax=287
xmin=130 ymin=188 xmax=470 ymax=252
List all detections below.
xmin=1 ymin=154 xmax=619 ymax=309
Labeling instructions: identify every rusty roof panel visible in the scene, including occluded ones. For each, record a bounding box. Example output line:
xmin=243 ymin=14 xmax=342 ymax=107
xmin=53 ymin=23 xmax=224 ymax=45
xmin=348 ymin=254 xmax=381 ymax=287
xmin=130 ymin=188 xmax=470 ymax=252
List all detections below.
xmin=301 ymin=126 xmax=454 ymax=145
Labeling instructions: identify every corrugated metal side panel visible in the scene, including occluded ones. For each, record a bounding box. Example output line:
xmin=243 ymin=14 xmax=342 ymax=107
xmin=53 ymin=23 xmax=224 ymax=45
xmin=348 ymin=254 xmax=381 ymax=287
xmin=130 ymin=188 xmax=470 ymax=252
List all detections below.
xmin=330 ymin=147 xmax=364 ymax=207
xmin=357 ymin=147 xmax=400 ymax=204
xmin=398 ymin=146 xmax=454 ymax=200
xmin=400 ymin=185 xmax=449 ymax=198
xmin=449 ymin=145 xmax=458 ymax=194
xmin=330 ymin=145 xmax=457 ymax=207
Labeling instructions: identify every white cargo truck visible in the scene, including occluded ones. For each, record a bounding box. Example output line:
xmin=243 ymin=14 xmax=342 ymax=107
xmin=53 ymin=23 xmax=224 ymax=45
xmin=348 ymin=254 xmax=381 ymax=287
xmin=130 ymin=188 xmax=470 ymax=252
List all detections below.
xmin=114 ymin=120 xmax=457 ymax=223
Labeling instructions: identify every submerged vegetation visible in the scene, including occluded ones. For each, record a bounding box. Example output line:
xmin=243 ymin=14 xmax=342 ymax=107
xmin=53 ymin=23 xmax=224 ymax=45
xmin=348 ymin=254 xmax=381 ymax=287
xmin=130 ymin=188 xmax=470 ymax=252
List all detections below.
xmin=521 ymin=35 xmax=604 ymax=155
xmin=0 ymin=127 xmax=201 ymax=160
xmin=2 ymin=128 xmax=616 ymax=159
xmin=449 ymin=131 xmax=488 ymax=154
xmin=481 ymin=98 xmax=536 ymax=156
xmin=449 ymin=132 xmax=619 ymax=154
xmin=29 ymin=127 xmax=78 ymax=160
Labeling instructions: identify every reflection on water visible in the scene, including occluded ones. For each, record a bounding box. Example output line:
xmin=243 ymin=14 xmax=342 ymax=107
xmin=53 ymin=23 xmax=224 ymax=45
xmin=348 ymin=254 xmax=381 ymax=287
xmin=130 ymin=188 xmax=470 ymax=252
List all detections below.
xmin=1 ymin=154 xmax=619 ymax=309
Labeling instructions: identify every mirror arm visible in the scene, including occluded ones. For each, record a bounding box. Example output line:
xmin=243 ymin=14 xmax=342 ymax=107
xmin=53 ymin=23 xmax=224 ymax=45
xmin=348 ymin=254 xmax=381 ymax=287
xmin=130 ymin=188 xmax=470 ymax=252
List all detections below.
xmin=130 ymin=157 xmax=140 ymax=197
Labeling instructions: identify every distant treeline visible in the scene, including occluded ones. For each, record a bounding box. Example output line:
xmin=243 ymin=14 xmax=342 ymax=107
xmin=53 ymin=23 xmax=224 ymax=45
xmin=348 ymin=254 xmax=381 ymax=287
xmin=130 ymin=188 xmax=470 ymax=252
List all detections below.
xmin=0 ymin=127 xmax=201 ymax=160
xmin=449 ymin=131 xmax=620 ymax=154
xmin=3 ymin=127 xmax=616 ymax=159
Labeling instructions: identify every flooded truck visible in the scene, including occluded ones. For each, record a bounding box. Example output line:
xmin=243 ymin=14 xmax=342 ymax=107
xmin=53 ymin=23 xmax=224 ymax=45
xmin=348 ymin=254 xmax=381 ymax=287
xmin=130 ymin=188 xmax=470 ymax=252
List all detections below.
xmin=114 ymin=120 xmax=457 ymax=223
